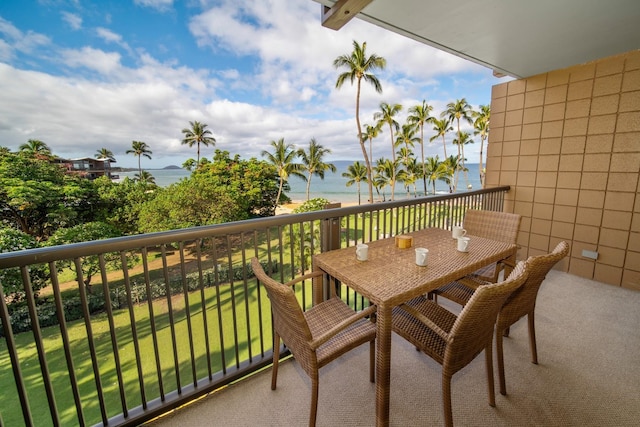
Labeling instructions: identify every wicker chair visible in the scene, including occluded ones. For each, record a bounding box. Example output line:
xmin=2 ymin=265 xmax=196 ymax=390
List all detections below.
xmin=495 ymin=241 xmax=569 ymax=395
xmin=392 ymin=261 xmax=529 ymax=427
xmin=251 ymin=258 xmax=376 ymax=427
xmin=431 ymin=209 xmax=522 ymax=304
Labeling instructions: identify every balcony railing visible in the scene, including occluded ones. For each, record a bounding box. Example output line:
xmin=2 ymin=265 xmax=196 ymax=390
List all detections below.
xmin=0 ymin=186 xmax=510 ymax=427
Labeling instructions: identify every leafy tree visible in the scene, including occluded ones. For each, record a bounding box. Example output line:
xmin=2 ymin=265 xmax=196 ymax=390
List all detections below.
xmin=0 ymin=146 xmax=12 ymax=155
xmin=92 ymin=176 xmax=157 ymax=235
xmin=182 ymin=158 xmax=197 ymax=171
xmin=126 ymin=140 xmax=152 ymax=176
xmin=334 ymin=40 xmax=386 ymax=204
xmin=407 ymin=100 xmax=434 ymax=194
xmin=181 ymin=120 xmax=216 ymax=166
xmin=0 ymin=153 xmax=100 ymax=239
xmin=138 ymin=150 xmax=281 ymax=232
xmin=290 ymin=198 xmax=330 ymax=272
xmin=261 ymin=138 xmax=304 ymax=207
xmin=374 ymin=102 xmax=402 ymax=200
xmin=46 ymin=222 xmax=128 ymax=290
xmin=297 ymin=138 xmax=336 ymax=201
xmin=452 ymin=131 xmax=473 ymax=191
xmin=0 ymin=227 xmax=48 ymax=303
xmin=95 ymin=148 xmax=116 ymax=162
xmin=342 ymin=161 xmax=367 ymax=205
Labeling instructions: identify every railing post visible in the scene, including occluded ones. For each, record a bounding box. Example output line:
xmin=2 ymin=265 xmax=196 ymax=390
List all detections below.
xmin=321 ymin=203 xmax=342 ymax=300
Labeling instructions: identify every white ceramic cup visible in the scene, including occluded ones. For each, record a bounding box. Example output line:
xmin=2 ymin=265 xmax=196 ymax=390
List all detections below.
xmin=452 ymin=225 xmax=467 ymax=239
xmin=356 ymin=243 xmax=369 ymax=261
xmin=457 ymin=236 xmax=470 ymax=252
xmin=415 ymin=247 xmax=429 ymax=266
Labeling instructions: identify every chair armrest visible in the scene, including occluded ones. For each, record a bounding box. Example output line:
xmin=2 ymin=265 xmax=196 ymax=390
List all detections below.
xmin=397 ymin=303 xmax=451 ymax=344
xmin=283 ymin=270 xmax=324 ymax=287
xmin=457 ymin=275 xmax=491 ymax=290
xmin=310 ymin=304 xmax=377 ymax=350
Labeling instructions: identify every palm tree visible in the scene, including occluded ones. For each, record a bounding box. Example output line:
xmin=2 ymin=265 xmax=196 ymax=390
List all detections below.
xmin=0 ymin=146 xmax=11 ymax=155
xmin=430 ymin=117 xmax=453 ymax=159
xmin=298 ymin=138 xmax=337 ymax=201
xmin=473 ymin=105 xmax=490 ymax=188
xmin=442 ymin=99 xmax=474 ymax=188
xmin=261 ymin=138 xmax=304 ymax=207
xmin=334 ymin=40 xmax=386 ymax=204
xmin=19 ymin=139 xmax=51 ymax=157
xmin=375 ymin=157 xmax=399 ymax=202
xmin=126 ymin=140 xmax=152 ymax=176
xmin=95 ymin=148 xmax=115 ymax=162
xmin=342 ymin=161 xmax=368 ymax=205
xmin=361 ymin=122 xmax=383 ymax=167
xmin=181 ymin=121 xmax=216 ymax=166
xmin=408 ymin=100 xmax=434 ymax=194
xmin=134 ymin=170 xmax=156 ymax=185
xmin=374 ymin=102 xmax=402 ymax=200
xmin=453 ymin=131 xmax=474 ymax=190
xmin=424 ymin=156 xmax=448 ymax=195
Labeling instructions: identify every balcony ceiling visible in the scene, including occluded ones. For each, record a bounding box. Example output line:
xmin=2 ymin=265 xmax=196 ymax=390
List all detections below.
xmin=315 ymin=0 xmax=640 ymax=78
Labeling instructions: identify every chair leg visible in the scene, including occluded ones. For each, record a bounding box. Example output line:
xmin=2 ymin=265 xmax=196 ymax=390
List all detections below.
xmin=309 ymin=375 xmax=319 ymax=427
xmin=369 ymin=340 xmax=375 ymax=383
xmin=528 ymin=312 xmax=538 ymax=364
xmin=496 ymin=329 xmax=507 ymax=396
xmin=271 ymin=333 xmax=280 ymax=390
xmin=484 ymin=344 xmax=496 ymax=407
xmin=442 ymin=374 xmax=454 ymax=427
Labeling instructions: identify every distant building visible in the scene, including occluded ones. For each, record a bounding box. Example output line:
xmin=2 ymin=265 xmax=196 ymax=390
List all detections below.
xmin=55 ymin=157 xmax=119 ymax=180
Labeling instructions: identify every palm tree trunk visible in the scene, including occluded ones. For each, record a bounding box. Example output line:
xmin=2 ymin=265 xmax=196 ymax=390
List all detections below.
xmin=306 ymin=174 xmax=312 ymax=200
xmin=389 ymin=125 xmax=396 ymax=201
xmin=420 ymin=124 xmax=426 ymax=195
xmin=356 ymin=78 xmax=374 ymax=203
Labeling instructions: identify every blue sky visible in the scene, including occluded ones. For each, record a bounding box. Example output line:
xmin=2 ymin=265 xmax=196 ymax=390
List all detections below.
xmin=0 ymin=0 xmax=507 ymax=168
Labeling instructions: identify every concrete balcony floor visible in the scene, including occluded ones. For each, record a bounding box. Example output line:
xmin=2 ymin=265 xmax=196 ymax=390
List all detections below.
xmin=146 ymin=270 xmax=640 ymax=427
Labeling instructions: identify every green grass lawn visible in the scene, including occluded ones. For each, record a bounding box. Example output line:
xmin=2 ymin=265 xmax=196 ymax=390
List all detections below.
xmin=0 ymin=277 xmax=277 ymax=426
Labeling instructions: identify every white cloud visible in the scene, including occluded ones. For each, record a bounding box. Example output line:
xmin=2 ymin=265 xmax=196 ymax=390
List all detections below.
xmin=134 ymin=0 xmax=174 ymax=12
xmin=0 ymin=17 xmax=51 ymax=56
xmin=60 ymin=46 xmax=122 ymax=74
xmin=61 ymin=12 xmax=82 ymax=30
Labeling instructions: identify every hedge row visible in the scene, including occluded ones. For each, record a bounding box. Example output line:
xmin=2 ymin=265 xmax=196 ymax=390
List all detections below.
xmin=1 ymin=260 xmax=279 ymax=337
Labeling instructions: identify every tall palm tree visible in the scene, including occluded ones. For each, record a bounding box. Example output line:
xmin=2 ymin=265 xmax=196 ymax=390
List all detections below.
xmin=424 ymin=156 xmax=448 ymax=195
xmin=95 ymin=148 xmax=115 ymax=162
xmin=375 ymin=157 xmax=399 ymax=202
xmin=126 ymin=140 xmax=152 ymax=176
xmin=361 ymin=122 xmax=383 ymax=166
xmin=472 ymin=105 xmax=490 ymax=188
xmin=430 ymin=117 xmax=453 ymax=160
xmin=298 ymin=138 xmax=337 ymax=201
xmin=442 ymin=99 xmax=474 ymax=188
xmin=408 ymin=100 xmax=434 ymax=194
xmin=181 ymin=121 xmax=216 ymax=166
xmin=334 ymin=40 xmax=386 ymax=204
xmin=374 ymin=102 xmax=402 ymax=200
xmin=19 ymin=139 xmax=51 ymax=157
xmin=261 ymin=138 xmax=304 ymax=207
xmin=342 ymin=161 xmax=368 ymax=205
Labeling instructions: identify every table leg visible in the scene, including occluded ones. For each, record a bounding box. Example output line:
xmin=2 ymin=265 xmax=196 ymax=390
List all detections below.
xmin=376 ymin=304 xmax=392 ymax=427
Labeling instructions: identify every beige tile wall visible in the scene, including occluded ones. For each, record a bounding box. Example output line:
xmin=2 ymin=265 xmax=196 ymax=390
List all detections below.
xmin=487 ymin=50 xmax=640 ymax=291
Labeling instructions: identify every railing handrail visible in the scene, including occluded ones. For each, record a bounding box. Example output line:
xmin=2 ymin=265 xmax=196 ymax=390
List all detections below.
xmin=0 ymin=186 xmax=510 ymax=268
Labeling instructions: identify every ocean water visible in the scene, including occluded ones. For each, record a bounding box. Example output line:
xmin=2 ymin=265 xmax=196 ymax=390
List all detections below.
xmin=117 ymin=161 xmax=483 ymax=204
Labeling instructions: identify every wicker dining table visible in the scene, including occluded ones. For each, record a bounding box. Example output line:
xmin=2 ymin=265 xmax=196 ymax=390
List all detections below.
xmin=312 ymin=227 xmax=517 ymax=427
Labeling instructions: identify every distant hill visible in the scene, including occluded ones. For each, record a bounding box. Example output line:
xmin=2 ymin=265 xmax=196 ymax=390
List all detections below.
xmin=162 ymin=165 xmax=182 ymax=170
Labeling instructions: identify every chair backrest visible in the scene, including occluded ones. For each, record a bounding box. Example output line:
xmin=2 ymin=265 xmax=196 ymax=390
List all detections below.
xmin=462 ymin=209 xmax=522 ymax=244
xmin=251 ymin=258 xmax=315 ymax=370
xmin=498 ymin=241 xmax=570 ymax=328
xmin=444 ymin=260 xmax=529 ymax=373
